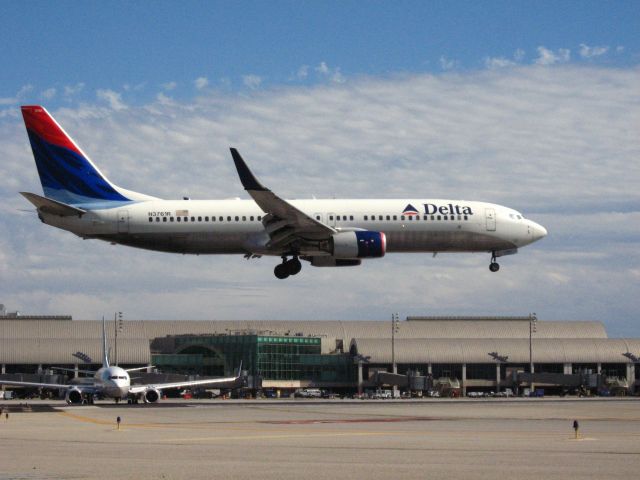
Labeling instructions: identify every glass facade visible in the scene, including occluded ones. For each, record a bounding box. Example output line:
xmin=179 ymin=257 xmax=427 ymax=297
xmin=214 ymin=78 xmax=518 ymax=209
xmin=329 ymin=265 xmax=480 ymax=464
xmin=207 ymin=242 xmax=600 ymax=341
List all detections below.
xmin=151 ymin=334 xmax=354 ymax=383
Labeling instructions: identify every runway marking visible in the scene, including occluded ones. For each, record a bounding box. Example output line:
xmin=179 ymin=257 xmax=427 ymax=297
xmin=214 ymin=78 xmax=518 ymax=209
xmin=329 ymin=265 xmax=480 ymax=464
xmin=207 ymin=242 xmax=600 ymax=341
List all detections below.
xmin=159 ymin=431 xmax=389 ymax=443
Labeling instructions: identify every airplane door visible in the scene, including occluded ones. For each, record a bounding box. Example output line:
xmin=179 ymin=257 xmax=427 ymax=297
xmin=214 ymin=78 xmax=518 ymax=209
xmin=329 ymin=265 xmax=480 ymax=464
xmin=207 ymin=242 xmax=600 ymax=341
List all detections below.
xmin=117 ymin=210 xmax=129 ymax=233
xmin=327 ymin=212 xmax=336 ymax=227
xmin=485 ymin=208 xmax=496 ymax=231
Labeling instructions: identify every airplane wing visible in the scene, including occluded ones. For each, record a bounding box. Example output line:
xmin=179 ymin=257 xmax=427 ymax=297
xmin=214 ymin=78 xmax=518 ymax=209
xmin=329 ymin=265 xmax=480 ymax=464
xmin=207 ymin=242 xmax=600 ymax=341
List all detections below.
xmin=0 ymin=379 xmax=72 ymax=390
xmin=230 ymin=148 xmax=336 ymax=249
xmin=127 ymin=373 xmax=242 ymax=395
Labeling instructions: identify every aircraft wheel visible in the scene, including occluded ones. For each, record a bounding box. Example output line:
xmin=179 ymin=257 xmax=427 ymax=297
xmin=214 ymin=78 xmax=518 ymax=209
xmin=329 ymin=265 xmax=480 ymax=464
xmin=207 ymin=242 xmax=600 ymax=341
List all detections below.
xmin=287 ymin=257 xmax=302 ymax=275
xmin=489 ymin=262 xmax=500 ymax=272
xmin=274 ymin=263 xmax=290 ymax=279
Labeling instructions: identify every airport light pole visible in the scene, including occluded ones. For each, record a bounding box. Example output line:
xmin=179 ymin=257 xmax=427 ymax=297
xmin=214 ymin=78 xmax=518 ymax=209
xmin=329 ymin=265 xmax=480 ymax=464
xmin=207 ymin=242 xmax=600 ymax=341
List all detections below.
xmin=529 ymin=313 xmax=537 ymax=392
xmin=391 ymin=313 xmax=400 ymax=397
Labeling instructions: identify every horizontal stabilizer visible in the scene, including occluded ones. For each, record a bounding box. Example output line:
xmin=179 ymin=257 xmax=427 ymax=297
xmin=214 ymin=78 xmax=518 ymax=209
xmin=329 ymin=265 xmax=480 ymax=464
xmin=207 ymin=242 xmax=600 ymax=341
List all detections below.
xmin=20 ymin=192 xmax=86 ymax=217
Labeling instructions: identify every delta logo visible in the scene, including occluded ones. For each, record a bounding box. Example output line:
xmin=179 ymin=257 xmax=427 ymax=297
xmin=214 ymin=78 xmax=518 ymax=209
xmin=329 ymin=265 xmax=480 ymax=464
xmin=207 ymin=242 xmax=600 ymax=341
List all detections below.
xmin=402 ymin=204 xmax=419 ymax=216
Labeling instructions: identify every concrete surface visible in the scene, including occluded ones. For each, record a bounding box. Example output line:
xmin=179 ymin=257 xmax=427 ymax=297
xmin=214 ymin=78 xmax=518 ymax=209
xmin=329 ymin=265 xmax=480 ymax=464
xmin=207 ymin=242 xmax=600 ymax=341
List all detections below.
xmin=0 ymin=398 xmax=638 ymax=479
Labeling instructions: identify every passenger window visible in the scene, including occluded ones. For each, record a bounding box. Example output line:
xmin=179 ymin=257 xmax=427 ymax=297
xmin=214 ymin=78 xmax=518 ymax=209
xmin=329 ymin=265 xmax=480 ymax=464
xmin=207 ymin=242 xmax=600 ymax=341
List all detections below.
xmin=189 ymin=216 xmax=194 ymax=222
xmin=401 ymin=215 xmax=405 ymax=221
xmin=437 ymin=215 xmax=441 ymax=221
xmin=258 ymin=216 xmax=262 ymax=221
xmin=219 ymin=216 xmax=223 ymax=221
xmin=250 ymin=216 xmax=254 ymax=221
xmin=155 ymin=217 xmax=160 ymax=222
xmin=424 ymin=215 xmax=428 ymax=220
xmin=235 ymin=216 xmax=239 ymax=221
xmin=329 ymin=215 xmax=334 ymax=220
xmin=242 ymin=216 xmax=246 ymax=221
xmin=408 ymin=216 xmax=413 ymax=221
xmin=163 ymin=217 xmax=167 ymax=222
xmin=464 ymin=215 xmax=468 ymax=220
xmin=198 ymin=216 xmax=202 ymax=222
xmin=177 ymin=217 xmax=181 ymax=222
xmin=393 ymin=215 xmax=397 ymax=221
xmin=170 ymin=217 xmax=174 ymax=222
xmin=184 ymin=217 xmax=189 ymax=222
xmin=148 ymin=217 xmax=153 ymax=223
xmin=364 ymin=215 xmax=368 ymax=221
xmin=227 ymin=216 xmax=231 ymax=221
xmin=431 ymin=215 xmax=435 ymax=220
xmin=386 ymin=215 xmax=390 ymax=220
xmin=205 ymin=216 xmax=209 ymax=221
xmin=378 ymin=215 xmax=383 ymax=220
xmin=350 ymin=215 xmax=354 ymax=221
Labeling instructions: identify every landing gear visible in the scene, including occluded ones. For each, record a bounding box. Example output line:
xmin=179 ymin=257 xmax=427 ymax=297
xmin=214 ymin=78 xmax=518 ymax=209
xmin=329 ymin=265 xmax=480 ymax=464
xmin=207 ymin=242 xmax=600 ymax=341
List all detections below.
xmin=274 ymin=256 xmax=302 ymax=279
xmin=489 ymin=251 xmax=500 ymax=272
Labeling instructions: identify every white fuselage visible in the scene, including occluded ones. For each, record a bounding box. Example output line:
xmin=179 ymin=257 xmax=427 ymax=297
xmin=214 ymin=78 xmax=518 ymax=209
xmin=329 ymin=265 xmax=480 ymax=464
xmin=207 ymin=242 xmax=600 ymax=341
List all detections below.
xmin=92 ymin=366 xmax=131 ymax=399
xmin=42 ymin=198 xmax=546 ymax=257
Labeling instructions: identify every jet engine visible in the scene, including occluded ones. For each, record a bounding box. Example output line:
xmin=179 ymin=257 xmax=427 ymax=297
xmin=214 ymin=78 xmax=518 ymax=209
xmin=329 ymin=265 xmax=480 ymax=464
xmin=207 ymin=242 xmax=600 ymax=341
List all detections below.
xmin=331 ymin=231 xmax=386 ymax=258
xmin=65 ymin=387 xmax=83 ymax=405
xmin=143 ymin=388 xmax=161 ymax=403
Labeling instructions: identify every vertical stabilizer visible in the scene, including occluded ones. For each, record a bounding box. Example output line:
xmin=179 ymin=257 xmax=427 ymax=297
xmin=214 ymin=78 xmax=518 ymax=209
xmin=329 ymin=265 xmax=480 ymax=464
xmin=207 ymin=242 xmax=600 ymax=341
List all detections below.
xmin=102 ymin=316 xmax=110 ymax=368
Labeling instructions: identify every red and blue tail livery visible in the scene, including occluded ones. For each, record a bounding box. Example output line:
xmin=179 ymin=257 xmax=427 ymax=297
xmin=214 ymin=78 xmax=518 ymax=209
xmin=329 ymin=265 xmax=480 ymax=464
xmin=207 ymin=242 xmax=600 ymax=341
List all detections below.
xmin=21 ymin=106 xmax=131 ymax=206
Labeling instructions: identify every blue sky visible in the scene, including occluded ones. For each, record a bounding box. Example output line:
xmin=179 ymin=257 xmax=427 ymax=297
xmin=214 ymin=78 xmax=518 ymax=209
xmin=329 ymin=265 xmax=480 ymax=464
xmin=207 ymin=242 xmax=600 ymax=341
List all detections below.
xmin=1 ymin=1 xmax=637 ymax=105
xmin=0 ymin=2 xmax=639 ymax=336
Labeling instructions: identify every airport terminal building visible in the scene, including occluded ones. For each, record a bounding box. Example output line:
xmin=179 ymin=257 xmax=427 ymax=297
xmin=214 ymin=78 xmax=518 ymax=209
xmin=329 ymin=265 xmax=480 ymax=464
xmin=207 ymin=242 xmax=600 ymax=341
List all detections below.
xmin=1 ymin=311 xmax=639 ymax=395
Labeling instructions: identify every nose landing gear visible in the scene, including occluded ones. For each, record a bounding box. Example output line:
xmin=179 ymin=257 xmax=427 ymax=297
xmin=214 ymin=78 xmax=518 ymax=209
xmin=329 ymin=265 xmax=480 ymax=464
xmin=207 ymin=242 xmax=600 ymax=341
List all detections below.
xmin=274 ymin=256 xmax=302 ymax=279
xmin=489 ymin=251 xmax=500 ymax=272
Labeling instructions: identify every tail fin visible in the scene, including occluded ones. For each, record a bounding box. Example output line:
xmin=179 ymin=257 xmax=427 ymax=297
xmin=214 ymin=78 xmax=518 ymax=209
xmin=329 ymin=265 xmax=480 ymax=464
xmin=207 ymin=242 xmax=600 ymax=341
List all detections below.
xmin=21 ymin=105 xmax=133 ymax=205
xmin=102 ymin=316 xmax=110 ymax=369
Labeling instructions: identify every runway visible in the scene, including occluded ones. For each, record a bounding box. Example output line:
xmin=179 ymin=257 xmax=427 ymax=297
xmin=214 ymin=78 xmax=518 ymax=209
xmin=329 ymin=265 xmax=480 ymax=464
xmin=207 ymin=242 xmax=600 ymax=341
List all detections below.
xmin=0 ymin=399 xmax=638 ymax=479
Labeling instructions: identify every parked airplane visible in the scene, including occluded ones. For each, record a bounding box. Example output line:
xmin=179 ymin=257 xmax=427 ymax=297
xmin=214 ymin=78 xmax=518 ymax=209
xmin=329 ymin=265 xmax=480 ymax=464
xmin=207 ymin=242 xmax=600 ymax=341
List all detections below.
xmin=0 ymin=317 xmax=242 ymax=404
xmin=19 ymin=105 xmax=546 ymax=279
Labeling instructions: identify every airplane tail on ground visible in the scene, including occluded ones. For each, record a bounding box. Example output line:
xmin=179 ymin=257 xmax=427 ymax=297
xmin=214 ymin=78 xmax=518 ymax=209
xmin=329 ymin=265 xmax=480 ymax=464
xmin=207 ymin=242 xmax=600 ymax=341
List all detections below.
xmin=20 ymin=105 xmax=157 ymax=207
xmin=102 ymin=316 xmax=110 ymax=369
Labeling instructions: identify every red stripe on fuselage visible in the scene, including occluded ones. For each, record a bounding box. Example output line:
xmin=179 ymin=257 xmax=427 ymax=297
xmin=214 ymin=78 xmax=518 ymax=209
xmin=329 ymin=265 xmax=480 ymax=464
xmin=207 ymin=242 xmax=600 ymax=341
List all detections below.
xmin=21 ymin=106 xmax=84 ymax=157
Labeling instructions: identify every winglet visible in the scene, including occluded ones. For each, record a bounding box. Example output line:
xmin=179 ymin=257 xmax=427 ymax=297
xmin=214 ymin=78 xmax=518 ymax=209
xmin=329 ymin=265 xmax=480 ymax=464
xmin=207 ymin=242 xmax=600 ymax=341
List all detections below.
xmin=230 ymin=148 xmax=268 ymax=191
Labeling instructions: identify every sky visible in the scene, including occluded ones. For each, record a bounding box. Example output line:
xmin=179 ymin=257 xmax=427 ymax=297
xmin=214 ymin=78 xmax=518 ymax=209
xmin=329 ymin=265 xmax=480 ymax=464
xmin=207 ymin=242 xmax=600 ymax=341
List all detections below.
xmin=0 ymin=2 xmax=638 ymax=336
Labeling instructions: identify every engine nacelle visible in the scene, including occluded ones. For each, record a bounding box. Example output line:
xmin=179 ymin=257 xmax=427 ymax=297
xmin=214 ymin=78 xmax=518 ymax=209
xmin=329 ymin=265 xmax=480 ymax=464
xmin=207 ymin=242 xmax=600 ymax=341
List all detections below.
xmin=309 ymin=257 xmax=362 ymax=267
xmin=331 ymin=231 xmax=386 ymax=258
xmin=143 ymin=388 xmax=161 ymax=403
xmin=65 ymin=387 xmax=83 ymax=405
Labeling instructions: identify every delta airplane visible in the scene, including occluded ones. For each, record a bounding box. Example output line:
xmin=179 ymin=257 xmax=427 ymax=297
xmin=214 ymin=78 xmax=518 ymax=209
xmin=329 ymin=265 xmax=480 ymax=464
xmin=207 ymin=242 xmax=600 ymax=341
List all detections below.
xmin=19 ymin=105 xmax=546 ymax=279
xmin=0 ymin=317 xmax=242 ymax=404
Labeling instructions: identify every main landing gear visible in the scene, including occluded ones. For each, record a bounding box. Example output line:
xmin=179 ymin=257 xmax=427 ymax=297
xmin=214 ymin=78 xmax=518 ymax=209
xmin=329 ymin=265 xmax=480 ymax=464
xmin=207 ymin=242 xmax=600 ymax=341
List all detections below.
xmin=274 ymin=256 xmax=302 ymax=279
xmin=489 ymin=251 xmax=500 ymax=272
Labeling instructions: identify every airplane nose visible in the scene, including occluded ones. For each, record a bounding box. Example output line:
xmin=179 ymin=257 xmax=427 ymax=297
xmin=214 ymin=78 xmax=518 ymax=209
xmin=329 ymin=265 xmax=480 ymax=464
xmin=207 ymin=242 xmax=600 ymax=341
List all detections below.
xmin=531 ymin=222 xmax=547 ymax=241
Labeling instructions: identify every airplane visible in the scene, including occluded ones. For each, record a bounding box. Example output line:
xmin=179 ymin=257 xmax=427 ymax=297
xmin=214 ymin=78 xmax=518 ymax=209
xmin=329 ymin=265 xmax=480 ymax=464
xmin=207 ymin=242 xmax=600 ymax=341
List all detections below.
xmin=0 ymin=317 xmax=243 ymax=404
xmin=19 ymin=105 xmax=547 ymax=279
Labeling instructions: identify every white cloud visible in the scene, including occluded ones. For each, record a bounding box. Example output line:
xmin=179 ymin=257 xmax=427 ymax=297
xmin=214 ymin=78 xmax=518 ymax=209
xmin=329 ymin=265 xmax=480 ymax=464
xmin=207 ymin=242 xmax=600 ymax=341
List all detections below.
xmin=315 ymin=62 xmax=330 ymax=75
xmin=535 ymin=46 xmax=571 ymax=65
xmin=0 ymin=84 xmax=34 ymax=106
xmin=579 ymin=44 xmax=609 ymax=59
xmin=296 ymin=65 xmax=309 ymax=80
xmin=162 ymin=81 xmax=177 ymax=91
xmin=41 ymin=88 xmax=56 ymax=100
xmin=514 ymin=49 xmax=525 ymax=62
xmin=1 ymin=64 xmax=639 ymax=334
xmin=439 ymin=56 xmax=457 ymax=71
xmin=64 ymin=82 xmax=85 ymax=97
xmin=194 ymin=76 xmax=209 ymax=90
xmin=484 ymin=57 xmax=516 ymax=69
xmin=96 ymin=89 xmax=127 ymax=111
xmin=242 ymin=74 xmax=262 ymax=90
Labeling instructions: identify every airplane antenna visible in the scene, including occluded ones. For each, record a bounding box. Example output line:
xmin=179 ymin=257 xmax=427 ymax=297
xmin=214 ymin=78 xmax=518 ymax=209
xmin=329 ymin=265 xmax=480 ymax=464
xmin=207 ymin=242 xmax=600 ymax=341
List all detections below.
xmin=102 ymin=315 xmax=109 ymax=368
